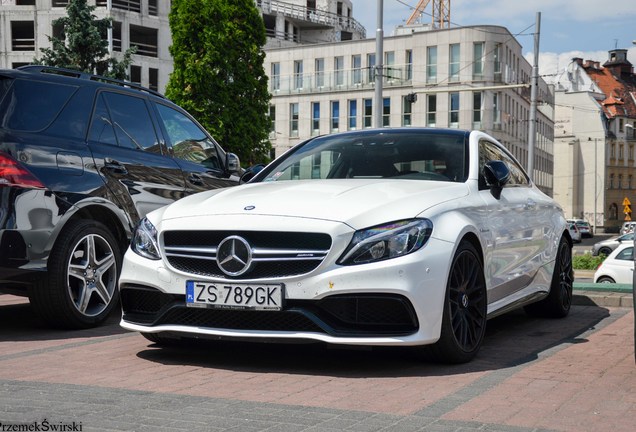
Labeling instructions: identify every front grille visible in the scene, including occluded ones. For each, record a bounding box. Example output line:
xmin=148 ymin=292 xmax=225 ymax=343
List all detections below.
xmin=163 ymin=230 xmax=332 ymax=279
xmin=121 ymin=286 xmax=418 ymax=337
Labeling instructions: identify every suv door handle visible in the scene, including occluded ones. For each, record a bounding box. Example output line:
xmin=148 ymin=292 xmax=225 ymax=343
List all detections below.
xmin=104 ymin=158 xmax=128 ymax=175
xmin=188 ymin=173 xmax=204 ymax=186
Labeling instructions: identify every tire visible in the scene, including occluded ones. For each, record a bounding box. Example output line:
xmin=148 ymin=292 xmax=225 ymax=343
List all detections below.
xmin=598 ymin=247 xmax=612 ymax=256
xmin=29 ymin=219 xmax=121 ymax=329
xmin=422 ymin=241 xmax=487 ymax=364
xmin=524 ymin=236 xmax=573 ymax=318
xmin=596 ymin=276 xmax=615 ymax=284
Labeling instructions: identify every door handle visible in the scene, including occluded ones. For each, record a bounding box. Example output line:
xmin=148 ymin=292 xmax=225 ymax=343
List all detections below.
xmin=104 ymin=158 xmax=128 ymax=175
xmin=188 ymin=173 xmax=204 ymax=186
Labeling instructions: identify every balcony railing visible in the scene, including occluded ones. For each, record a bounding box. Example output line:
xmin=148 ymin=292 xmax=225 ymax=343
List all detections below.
xmin=256 ymin=0 xmax=366 ymax=38
xmin=270 ymin=64 xmax=411 ymax=95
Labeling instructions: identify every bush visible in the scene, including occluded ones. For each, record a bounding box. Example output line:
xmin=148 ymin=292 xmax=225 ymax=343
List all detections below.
xmin=572 ymin=253 xmax=606 ymax=270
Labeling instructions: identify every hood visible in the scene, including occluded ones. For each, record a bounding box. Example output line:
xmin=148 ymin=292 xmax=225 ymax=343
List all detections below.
xmin=161 ymin=179 xmax=469 ymax=229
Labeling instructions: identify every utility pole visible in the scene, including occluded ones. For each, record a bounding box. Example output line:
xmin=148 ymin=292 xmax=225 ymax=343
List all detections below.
xmin=374 ymin=0 xmax=384 ymax=128
xmin=527 ymin=12 xmax=540 ymax=181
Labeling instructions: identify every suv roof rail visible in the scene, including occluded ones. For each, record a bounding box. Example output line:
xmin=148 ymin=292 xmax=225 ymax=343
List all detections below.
xmin=16 ymin=65 xmax=166 ymax=99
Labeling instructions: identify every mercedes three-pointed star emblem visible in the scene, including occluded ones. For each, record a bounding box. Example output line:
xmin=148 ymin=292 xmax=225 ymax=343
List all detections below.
xmin=217 ymin=236 xmax=253 ymax=276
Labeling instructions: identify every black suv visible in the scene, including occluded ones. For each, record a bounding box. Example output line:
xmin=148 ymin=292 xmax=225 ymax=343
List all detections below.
xmin=0 ymin=66 xmax=241 ymax=328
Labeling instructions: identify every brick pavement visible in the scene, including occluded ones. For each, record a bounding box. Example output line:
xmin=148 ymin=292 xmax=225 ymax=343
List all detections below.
xmin=0 ymin=293 xmax=634 ymax=432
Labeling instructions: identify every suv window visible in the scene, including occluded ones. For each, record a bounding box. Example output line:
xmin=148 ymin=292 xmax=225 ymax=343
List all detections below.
xmin=91 ymin=91 xmax=161 ymax=153
xmin=155 ymin=103 xmax=222 ymax=170
xmin=0 ymin=79 xmax=77 ymax=131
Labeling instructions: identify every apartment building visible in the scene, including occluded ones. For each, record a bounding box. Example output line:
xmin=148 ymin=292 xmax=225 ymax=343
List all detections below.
xmin=265 ymin=24 xmax=555 ymax=194
xmin=554 ymin=49 xmax=636 ymax=232
xmin=0 ymin=0 xmax=171 ymax=91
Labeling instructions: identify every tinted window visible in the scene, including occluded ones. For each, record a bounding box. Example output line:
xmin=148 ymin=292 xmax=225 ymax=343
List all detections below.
xmin=262 ymin=131 xmax=468 ymax=182
xmin=101 ymin=92 xmax=160 ymax=152
xmin=88 ymin=93 xmax=118 ymax=146
xmin=155 ymin=103 xmax=222 ymax=170
xmin=0 ymin=79 xmax=77 ymax=131
xmin=0 ymin=77 xmax=12 ymax=102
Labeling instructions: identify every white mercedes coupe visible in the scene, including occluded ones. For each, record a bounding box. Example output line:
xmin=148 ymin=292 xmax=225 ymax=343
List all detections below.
xmin=119 ymin=128 xmax=573 ymax=363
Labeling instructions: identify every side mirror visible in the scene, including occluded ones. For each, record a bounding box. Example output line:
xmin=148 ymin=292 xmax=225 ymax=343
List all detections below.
xmin=226 ymin=153 xmax=240 ymax=174
xmin=240 ymin=164 xmax=265 ymax=184
xmin=483 ymin=160 xmax=510 ymax=199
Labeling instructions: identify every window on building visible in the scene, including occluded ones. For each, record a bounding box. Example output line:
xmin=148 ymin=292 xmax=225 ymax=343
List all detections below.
xmin=630 ymin=145 xmax=634 ymax=160
xmin=149 ymin=68 xmax=158 ymax=91
xmin=473 ymin=91 xmax=482 ymax=129
xmin=112 ymin=0 xmax=140 ymax=12
xmin=382 ymin=98 xmax=390 ymax=127
xmin=494 ymin=43 xmax=502 ymax=81
xmin=449 ymin=92 xmax=460 ymax=127
xmin=334 ymin=56 xmax=344 ymax=86
xmin=348 ymin=99 xmax=357 ymax=130
xmin=493 ymin=92 xmax=501 ymax=127
xmin=130 ymin=65 xmax=142 ymax=85
xmin=384 ymin=51 xmax=395 ymax=83
xmin=352 ymin=55 xmax=362 ymax=85
xmin=16 ymin=0 xmax=36 ymax=4
xmin=367 ymin=53 xmax=375 ymax=83
xmin=473 ymin=42 xmax=484 ymax=80
xmin=271 ymin=63 xmax=280 ymax=91
xmin=449 ymin=44 xmax=460 ymax=82
xmin=426 ymin=46 xmax=437 ymax=84
xmin=269 ymin=105 xmax=276 ymax=139
xmin=427 ymin=94 xmax=436 ymax=127
xmin=11 ymin=21 xmax=35 ymax=51
xmin=130 ymin=24 xmax=158 ymax=57
xmin=294 ymin=60 xmax=304 ymax=90
xmin=619 ymin=174 xmax=623 ymax=189
xmin=630 ymin=175 xmax=633 ymax=190
xmin=290 ymin=103 xmax=299 ymax=137
xmin=311 ymin=102 xmax=320 ymax=135
xmin=315 ymin=58 xmax=325 ymax=88
xmin=148 ymin=0 xmax=158 ymax=16
xmin=331 ymin=101 xmax=340 ymax=132
xmin=609 ymin=173 xmax=615 ymax=189
xmin=619 ymin=118 xmax=624 ymax=133
xmin=620 ymin=144 xmax=624 ymax=160
xmin=52 ymin=22 xmax=64 ymax=40
xmin=402 ymin=95 xmax=413 ymax=126
xmin=364 ymin=98 xmax=373 ymax=128
xmin=112 ymin=21 xmax=122 ymax=52
xmin=405 ymin=50 xmax=413 ymax=81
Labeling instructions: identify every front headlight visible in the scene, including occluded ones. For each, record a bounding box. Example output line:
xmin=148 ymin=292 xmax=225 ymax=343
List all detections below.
xmin=131 ymin=217 xmax=161 ymax=260
xmin=337 ymin=219 xmax=433 ymax=265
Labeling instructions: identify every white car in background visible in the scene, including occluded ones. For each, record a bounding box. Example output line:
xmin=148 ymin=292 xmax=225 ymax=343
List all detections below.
xmin=119 ymin=128 xmax=573 ymax=364
xmin=594 ymin=243 xmax=634 ymax=284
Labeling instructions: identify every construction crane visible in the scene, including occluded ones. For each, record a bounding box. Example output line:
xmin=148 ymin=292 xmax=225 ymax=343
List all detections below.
xmin=405 ymin=0 xmax=451 ymax=29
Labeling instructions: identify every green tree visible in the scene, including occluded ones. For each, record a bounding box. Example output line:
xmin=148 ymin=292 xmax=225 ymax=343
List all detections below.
xmin=166 ymin=0 xmax=271 ymax=165
xmin=35 ymin=0 xmax=135 ymax=80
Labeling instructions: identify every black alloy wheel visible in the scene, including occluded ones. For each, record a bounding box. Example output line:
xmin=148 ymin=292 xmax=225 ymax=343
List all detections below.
xmin=424 ymin=241 xmax=487 ymax=364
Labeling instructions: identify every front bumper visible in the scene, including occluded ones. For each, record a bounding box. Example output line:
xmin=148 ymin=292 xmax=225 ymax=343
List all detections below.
xmin=119 ymin=228 xmax=455 ymax=346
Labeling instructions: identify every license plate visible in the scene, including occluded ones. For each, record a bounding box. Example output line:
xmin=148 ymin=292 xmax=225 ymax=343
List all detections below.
xmin=185 ymin=281 xmax=283 ymax=310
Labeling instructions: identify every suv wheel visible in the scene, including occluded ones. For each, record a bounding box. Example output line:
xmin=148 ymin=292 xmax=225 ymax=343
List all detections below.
xmin=29 ymin=220 xmax=121 ymax=329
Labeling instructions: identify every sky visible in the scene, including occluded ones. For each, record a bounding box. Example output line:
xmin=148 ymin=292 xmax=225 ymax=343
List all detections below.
xmin=350 ymin=0 xmax=636 ymax=82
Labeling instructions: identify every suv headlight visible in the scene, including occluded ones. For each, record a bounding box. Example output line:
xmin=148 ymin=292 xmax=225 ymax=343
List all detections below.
xmin=338 ymin=219 xmax=433 ymax=265
xmin=131 ymin=217 xmax=161 ymax=260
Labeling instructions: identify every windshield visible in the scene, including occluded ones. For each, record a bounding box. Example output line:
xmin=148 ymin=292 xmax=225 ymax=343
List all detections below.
xmin=262 ymin=130 xmax=468 ymax=183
